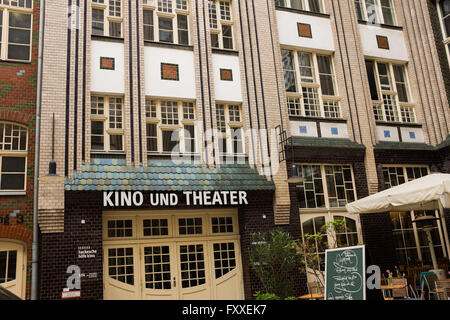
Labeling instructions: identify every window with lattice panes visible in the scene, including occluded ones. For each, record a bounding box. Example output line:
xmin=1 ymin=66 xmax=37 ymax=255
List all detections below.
xmin=215 ymin=104 xmax=244 ymax=155
xmin=282 ymin=49 xmax=340 ymax=119
xmin=366 ymin=60 xmax=414 ymax=124
xmin=211 ymin=217 xmax=234 ymax=233
xmin=0 ymin=122 xmax=28 ymax=192
xmin=0 ymin=3 xmax=33 ymax=62
xmin=90 ymin=96 xmax=124 ymax=152
xmin=275 ymin=0 xmax=324 ymax=13
xmin=92 ymin=0 xmax=123 ymax=38
xmin=108 ymin=247 xmax=134 ymax=285
xmin=145 ymin=99 xmax=197 ymax=154
xmin=178 ymin=217 xmax=203 ymax=235
xmin=107 ymin=219 xmax=133 ymax=238
xmin=180 ymin=244 xmax=206 ymax=288
xmin=143 ymin=245 xmax=172 ymax=289
xmin=209 ymin=0 xmax=234 ymax=50
xmin=143 ymin=219 xmax=169 ymax=236
xmin=213 ymin=242 xmax=236 ymax=278
xmin=438 ymin=0 xmax=450 ymax=68
xmin=143 ymin=0 xmax=189 ymax=45
xmin=354 ymin=0 xmax=396 ymax=25
xmin=296 ymin=164 xmax=356 ymax=209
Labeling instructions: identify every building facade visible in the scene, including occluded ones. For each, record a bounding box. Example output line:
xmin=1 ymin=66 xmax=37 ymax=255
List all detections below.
xmin=0 ymin=0 xmax=39 ymax=300
xmin=34 ymin=0 xmax=450 ymax=300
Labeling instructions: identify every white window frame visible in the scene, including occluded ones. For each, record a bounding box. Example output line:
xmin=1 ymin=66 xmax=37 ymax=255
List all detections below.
xmin=90 ymin=95 xmax=125 ymax=153
xmin=142 ymin=0 xmax=190 ymax=45
xmin=0 ymin=3 xmax=33 ymax=62
xmin=209 ymin=0 xmax=234 ymax=50
xmin=0 ymin=121 xmax=28 ymax=194
xmin=383 ymin=165 xmax=450 ymax=265
xmin=215 ymin=103 xmax=244 ymax=155
xmin=354 ymin=0 xmax=397 ymax=26
xmin=275 ymin=0 xmax=325 ymax=14
xmin=92 ymin=0 xmax=123 ymax=38
xmin=368 ymin=60 xmax=415 ymax=124
xmin=145 ymin=98 xmax=198 ymax=155
xmin=282 ymin=48 xmax=341 ymax=119
xmin=437 ymin=0 xmax=450 ymax=68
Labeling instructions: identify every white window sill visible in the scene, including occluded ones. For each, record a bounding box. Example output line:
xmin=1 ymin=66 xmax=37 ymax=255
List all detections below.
xmin=0 ymin=191 xmax=26 ymax=196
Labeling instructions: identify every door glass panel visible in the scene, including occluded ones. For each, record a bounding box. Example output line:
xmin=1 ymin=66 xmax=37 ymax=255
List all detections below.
xmin=108 ymin=248 xmax=134 ymax=285
xmin=143 ymin=246 xmax=171 ymax=289
xmin=213 ymin=242 xmax=236 ymax=279
xmin=179 ymin=244 xmax=206 ymax=288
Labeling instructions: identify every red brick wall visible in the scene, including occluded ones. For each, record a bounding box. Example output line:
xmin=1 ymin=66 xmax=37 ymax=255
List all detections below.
xmin=0 ymin=2 xmax=40 ymax=300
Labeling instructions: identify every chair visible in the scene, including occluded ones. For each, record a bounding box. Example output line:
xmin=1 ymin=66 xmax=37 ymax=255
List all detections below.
xmin=435 ymin=280 xmax=450 ymax=300
xmin=307 ymin=281 xmax=324 ymax=295
xmin=391 ymin=278 xmax=408 ymax=299
xmin=423 ymin=273 xmax=440 ymax=300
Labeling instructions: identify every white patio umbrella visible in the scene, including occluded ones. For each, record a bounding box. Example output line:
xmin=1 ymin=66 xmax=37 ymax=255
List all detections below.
xmin=346 ymin=173 xmax=450 ymax=278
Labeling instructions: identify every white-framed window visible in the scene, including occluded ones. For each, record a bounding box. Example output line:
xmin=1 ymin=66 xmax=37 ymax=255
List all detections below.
xmin=142 ymin=0 xmax=190 ymax=45
xmin=145 ymin=98 xmax=197 ymax=154
xmin=209 ymin=0 xmax=234 ymax=50
xmin=215 ymin=103 xmax=244 ymax=155
xmin=383 ymin=165 xmax=449 ymax=266
xmin=281 ymin=49 xmax=340 ymax=119
xmin=437 ymin=0 xmax=450 ymax=68
xmin=275 ymin=0 xmax=324 ymax=13
xmin=90 ymin=95 xmax=124 ymax=152
xmin=354 ymin=0 xmax=396 ymax=26
xmin=366 ymin=60 xmax=415 ymax=123
xmin=295 ymin=164 xmax=357 ymax=209
xmin=0 ymin=2 xmax=33 ymax=62
xmin=0 ymin=122 xmax=28 ymax=192
xmin=300 ymin=213 xmax=362 ymax=272
xmin=92 ymin=0 xmax=123 ymax=38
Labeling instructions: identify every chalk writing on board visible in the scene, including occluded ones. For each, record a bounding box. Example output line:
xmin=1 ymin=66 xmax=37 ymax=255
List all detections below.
xmin=328 ymin=250 xmax=363 ymax=300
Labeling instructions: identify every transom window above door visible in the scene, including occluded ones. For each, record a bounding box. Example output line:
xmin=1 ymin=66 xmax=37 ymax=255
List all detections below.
xmin=143 ymin=0 xmax=190 ymax=45
xmin=295 ymin=164 xmax=357 ymax=209
xmin=103 ymin=212 xmax=239 ymax=240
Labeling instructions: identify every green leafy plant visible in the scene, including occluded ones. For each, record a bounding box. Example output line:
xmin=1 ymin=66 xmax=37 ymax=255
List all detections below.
xmin=248 ymin=228 xmax=301 ymax=299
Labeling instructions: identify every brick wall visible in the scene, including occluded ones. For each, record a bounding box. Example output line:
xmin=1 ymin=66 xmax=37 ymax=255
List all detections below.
xmin=0 ymin=2 xmax=40 ymax=300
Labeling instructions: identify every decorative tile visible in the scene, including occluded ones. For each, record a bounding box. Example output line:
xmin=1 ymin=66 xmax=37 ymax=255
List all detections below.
xmin=297 ymin=23 xmax=312 ymax=38
xmin=161 ymin=63 xmax=179 ymax=81
xmin=220 ymin=68 xmax=233 ymax=81
xmin=100 ymin=57 xmax=115 ymax=70
xmin=376 ymin=35 xmax=389 ymax=50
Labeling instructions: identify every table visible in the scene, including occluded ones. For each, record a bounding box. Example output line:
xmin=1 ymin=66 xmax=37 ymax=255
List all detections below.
xmin=299 ymin=293 xmax=324 ymax=300
xmin=380 ymin=284 xmax=407 ymax=300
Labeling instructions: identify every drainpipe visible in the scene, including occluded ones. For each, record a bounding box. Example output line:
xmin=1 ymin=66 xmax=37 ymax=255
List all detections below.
xmin=31 ymin=0 xmax=45 ymax=301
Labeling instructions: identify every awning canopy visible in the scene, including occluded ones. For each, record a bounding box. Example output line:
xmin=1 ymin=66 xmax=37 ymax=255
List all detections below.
xmin=346 ymin=174 xmax=450 ymax=214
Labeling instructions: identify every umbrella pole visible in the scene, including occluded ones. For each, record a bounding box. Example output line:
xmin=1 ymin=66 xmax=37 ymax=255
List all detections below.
xmin=438 ymin=201 xmax=450 ymax=259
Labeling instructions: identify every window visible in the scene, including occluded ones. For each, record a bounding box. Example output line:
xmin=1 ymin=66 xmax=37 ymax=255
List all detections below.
xmin=0 ymin=122 xmax=27 ymax=192
xmin=354 ymin=0 xmax=396 ymax=25
xmin=92 ymin=0 xmax=123 ymax=38
xmin=282 ymin=49 xmax=340 ymax=119
xmin=275 ymin=0 xmax=324 ymax=13
xmin=145 ymin=99 xmax=197 ymax=154
xmin=0 ymin=249 xmax=17 ymax=284
xmin=90 ymin=96 xmax=124 ymax=152
xmin=295 ymin=164 xmax=356 ymax=209
xmin=438 ymin=0 xmax=450 ymax=67
xmin=301 ymin=214 xmax=360 ymax=272
xmin=215 ymin=104 xmax=244 ymax=155
xmin=383 ymin=166 xmax=448 ymax=266
xmin=209 ymin=0 xmax=234 ymax=50
xmin=366 ymin=60 xmax=415 ymax=123
xmin=0 ymin=2 xmax=32 ymax=62
xmin=143 ymin=0 xmax=189 ymax=45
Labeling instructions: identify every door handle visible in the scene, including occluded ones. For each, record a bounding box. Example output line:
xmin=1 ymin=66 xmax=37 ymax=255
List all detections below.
xmin=173 ymin=277 xmax=176 ymax=288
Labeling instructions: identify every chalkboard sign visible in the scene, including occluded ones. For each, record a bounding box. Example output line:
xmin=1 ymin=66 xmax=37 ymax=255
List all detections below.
xmin=325 ymin=245 xmax=366 ymax=300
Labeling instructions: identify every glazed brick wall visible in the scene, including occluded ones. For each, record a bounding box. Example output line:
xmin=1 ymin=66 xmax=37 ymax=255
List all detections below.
xmin=0 ymin=2 xmax=40 ymax=300
xmin=40 ymin=190 xmax=299 ymax=300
